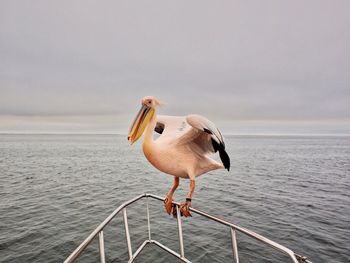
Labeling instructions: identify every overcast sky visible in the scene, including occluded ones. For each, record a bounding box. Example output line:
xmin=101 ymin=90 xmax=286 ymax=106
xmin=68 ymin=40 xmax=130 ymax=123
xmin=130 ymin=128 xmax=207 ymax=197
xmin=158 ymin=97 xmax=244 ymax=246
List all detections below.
xmin=1 ymin=1 xmax=349 ymax=134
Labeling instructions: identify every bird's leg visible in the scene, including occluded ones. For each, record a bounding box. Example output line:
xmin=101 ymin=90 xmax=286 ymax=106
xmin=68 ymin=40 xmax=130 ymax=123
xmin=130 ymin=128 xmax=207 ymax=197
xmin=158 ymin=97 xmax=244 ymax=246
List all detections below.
xmin=180 ymin=180 xmax=195 ymax=217
xmin=164 ymin=177 xmax=179 ymax=215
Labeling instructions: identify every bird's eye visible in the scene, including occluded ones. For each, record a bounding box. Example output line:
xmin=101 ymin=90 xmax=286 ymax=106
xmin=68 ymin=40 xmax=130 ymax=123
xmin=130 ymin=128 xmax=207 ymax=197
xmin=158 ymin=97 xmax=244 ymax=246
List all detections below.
xmin=148 ymin=100 xmax=152 ymax=104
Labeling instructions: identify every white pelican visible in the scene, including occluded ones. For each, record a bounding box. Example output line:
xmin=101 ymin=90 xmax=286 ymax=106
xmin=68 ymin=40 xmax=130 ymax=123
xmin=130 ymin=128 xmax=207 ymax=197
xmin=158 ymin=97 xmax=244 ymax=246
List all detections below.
xmin=128 ymin=96 xmax=230 ymax=217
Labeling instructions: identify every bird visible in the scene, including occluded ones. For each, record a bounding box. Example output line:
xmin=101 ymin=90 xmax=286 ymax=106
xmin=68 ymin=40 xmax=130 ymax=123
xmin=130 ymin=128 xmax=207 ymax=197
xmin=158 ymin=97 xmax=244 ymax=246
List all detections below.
xmin=128 ymin=96 xmax=230 ymax=217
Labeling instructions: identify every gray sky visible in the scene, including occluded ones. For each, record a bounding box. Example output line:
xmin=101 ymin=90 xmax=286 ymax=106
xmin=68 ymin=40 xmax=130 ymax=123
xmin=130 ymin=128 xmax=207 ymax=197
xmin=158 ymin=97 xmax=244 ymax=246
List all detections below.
xmin=1 ymin=1 xmax=350 ymax=134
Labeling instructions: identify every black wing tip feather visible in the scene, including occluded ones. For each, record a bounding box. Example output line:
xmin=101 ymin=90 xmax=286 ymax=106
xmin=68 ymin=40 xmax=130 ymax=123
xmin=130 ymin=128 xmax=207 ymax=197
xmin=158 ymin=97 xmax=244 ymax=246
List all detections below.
xmin=211 ymin=138 xmax=219 ymax=152
xmin=219 ymin=148 xmax=230 ymax=171
xmin=203 ymin=128 xmax=213 ymax=134
xmin=211 ymin=138 xmax=230 ymax=171
xmin=154 ymin=122 xmax=164 ymax=134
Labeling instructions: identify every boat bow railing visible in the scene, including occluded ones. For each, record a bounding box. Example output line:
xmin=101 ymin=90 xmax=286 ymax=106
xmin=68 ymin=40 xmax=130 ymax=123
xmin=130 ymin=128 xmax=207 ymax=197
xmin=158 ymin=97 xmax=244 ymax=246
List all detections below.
xmin=64 ymin=193 xmax=311 ymax=263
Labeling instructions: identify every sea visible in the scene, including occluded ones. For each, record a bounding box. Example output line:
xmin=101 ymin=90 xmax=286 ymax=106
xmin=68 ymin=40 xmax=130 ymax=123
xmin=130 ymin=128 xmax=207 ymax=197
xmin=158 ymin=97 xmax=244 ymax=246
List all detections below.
xmin=0 ymin=134 xmax=349 ymax=263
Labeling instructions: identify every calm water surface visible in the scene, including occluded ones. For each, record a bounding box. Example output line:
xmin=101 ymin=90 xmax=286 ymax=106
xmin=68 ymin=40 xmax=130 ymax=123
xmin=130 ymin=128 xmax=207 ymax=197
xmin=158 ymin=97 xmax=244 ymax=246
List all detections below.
xmin=0 ymin=134 xmax=349 ymax=263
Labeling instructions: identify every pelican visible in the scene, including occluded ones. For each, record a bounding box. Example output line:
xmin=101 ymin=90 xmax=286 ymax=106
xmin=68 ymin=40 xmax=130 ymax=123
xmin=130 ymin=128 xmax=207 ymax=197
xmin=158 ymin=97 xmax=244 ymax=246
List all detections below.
xmin=128 ymin=96 xmax=230 ymax=217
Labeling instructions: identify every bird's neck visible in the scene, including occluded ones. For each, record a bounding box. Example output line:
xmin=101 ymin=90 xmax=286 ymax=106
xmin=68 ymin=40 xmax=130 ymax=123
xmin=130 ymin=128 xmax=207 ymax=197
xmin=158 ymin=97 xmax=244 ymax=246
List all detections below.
xmin=143 ymin=109 xmax=157 ymax=146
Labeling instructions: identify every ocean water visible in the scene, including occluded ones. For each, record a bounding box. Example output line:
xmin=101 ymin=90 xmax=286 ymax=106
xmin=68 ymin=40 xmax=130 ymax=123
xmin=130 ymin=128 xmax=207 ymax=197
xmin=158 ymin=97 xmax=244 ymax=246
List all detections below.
xmin=0 ymin=134 xmax=349 ymax=263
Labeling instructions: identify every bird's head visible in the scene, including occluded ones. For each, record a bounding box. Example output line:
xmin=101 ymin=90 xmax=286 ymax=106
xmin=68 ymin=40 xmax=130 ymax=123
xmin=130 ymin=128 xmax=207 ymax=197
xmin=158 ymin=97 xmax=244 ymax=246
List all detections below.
xmin=128 ymin=96 xmax=162 ymax=144
xmin=141 ymin=96 xmax=162 ymax=108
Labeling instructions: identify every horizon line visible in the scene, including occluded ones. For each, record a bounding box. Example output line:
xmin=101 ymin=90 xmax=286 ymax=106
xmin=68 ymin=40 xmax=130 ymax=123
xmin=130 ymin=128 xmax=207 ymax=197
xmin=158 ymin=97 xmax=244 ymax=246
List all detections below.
xmin=1 ymin=132 xmax=349 ymax=137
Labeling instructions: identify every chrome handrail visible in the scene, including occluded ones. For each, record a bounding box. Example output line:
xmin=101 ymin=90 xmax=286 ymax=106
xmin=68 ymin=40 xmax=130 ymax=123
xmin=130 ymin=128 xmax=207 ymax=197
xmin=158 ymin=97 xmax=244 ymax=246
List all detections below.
xmin=64 ymin=193 xmax=311 ymax=263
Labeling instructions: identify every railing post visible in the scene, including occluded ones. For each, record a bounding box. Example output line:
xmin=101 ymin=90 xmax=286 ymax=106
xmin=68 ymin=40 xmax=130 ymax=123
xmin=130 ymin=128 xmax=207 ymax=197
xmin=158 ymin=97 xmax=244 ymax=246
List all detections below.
xmin=123 ymin=208 xmax=133 ymax=259
xmin=98 ymin=231 xmax=106 ymax=263
xmin=146 ymin=197 xmax=151 ymax=241
xmin=175 ymin=205 xmax=185 ymax=258
xmin=230 ymin=227 xmax=239 ymax=263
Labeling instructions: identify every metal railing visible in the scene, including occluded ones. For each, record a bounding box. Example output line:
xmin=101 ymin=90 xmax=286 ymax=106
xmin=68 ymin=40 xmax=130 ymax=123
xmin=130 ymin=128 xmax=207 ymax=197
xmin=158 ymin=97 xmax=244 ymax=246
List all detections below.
xmin=64 ymin=193 xmax=311 ymax=263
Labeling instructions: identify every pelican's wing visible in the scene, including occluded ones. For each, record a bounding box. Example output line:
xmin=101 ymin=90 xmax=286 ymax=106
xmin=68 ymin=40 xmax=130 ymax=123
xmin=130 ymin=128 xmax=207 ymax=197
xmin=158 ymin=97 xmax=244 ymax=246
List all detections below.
xmin=155 ymin=114 xmax=230 ymax=171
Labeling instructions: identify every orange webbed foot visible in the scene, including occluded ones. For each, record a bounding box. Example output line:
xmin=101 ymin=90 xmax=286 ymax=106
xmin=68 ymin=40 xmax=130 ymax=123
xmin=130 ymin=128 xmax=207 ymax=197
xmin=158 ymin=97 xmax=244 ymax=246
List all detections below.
xmin=179 ymin=200 xmax=192 ymax=217
xmin=164 ymin=195 xmax=173 ymax=215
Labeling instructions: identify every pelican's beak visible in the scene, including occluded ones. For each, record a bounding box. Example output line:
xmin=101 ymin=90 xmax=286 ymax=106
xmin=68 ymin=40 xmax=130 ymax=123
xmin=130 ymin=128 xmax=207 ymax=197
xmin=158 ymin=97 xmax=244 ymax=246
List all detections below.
xmin=128 ymin=104 xmax=154 ymax=144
